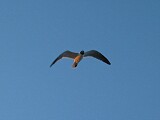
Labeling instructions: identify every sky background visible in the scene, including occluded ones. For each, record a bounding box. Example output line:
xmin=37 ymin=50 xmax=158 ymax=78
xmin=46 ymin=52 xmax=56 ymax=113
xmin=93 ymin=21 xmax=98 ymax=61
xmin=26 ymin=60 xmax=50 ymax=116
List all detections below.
xmin=0 ymin=0 xmax=160 ymax=120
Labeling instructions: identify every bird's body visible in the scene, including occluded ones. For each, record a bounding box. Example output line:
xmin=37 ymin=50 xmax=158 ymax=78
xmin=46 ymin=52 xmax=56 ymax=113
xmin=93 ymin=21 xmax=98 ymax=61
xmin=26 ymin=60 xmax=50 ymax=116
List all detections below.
xmin=50 ymin=50 xmax=111 ymax=68
xmin=72 ymin=54 xmax=83 ymax=68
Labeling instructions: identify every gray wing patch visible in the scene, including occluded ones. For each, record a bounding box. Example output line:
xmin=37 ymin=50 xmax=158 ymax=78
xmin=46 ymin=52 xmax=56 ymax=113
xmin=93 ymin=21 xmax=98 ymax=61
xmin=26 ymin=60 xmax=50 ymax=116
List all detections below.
xmin=84 ymin=50 xmax=111 ymax=65
xmin=50 ymin=50 xmax=78 ymax=67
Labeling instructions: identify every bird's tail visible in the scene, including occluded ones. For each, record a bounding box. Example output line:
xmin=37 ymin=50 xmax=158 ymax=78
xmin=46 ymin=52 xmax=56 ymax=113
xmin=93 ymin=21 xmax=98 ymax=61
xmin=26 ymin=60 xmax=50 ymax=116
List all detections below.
xmin=72 ymin=62 xmax=78 ymax=68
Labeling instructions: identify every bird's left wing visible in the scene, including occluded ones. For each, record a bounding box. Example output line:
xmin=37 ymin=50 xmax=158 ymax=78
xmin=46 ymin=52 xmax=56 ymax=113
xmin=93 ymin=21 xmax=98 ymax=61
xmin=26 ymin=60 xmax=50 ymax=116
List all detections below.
xmin=84 ymin=50 xmax=111 ymax=65
xmin=50 ymin=50 xmax=78 ymax=67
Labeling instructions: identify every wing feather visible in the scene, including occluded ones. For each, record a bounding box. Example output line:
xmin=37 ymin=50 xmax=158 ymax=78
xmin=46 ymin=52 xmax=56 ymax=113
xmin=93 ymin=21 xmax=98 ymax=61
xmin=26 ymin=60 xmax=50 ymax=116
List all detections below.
xmin=84 ymin=50 xmax=111 ymax=65
xmin=50 ymin=50 xmax=78 ymax=67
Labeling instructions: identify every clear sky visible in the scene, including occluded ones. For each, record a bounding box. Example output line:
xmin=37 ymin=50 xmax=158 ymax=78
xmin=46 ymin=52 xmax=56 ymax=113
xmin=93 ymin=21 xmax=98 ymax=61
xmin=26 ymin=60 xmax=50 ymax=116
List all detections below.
xmin=0 ymin=0 xmax=160 ymax=120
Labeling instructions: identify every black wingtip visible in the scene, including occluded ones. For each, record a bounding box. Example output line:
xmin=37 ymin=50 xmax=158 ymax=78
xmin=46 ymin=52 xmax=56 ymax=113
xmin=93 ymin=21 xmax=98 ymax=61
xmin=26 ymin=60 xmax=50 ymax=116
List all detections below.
xmin=50 ymin=63 xmax=53 ymax=68
xmin=103 ymin=59 xmax=111 ymax=65
xmin=107 ymin=60 xmax=111 ymax=65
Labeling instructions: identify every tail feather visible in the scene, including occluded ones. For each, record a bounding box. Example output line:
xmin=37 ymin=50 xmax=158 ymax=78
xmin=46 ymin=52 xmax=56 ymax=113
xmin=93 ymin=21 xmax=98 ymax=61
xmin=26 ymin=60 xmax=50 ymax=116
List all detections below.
xmin=72 ymin=62 xmax=78 ymax=68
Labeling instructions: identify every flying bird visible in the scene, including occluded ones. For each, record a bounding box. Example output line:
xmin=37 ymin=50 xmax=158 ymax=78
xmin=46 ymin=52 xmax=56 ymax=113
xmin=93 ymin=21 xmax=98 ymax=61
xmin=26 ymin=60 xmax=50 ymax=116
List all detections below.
xmin=50 ymin=50 xmax=111 ymax=68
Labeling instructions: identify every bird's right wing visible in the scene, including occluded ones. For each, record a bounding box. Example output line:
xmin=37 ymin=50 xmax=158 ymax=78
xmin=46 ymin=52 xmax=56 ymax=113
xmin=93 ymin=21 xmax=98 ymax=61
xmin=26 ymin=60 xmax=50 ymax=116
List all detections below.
xmin=50 ymin=50 xmax=78 ymax=67
xmin=84 ymin=50 xmax=111 ymax=65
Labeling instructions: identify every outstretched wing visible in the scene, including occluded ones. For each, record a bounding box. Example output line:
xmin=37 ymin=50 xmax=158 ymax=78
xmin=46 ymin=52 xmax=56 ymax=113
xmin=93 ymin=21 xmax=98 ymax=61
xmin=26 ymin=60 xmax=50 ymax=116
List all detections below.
xmin=50 ymin=50 xmax=78 ymax=67
xmin=84 ymin=50 xmax=111 ymax=65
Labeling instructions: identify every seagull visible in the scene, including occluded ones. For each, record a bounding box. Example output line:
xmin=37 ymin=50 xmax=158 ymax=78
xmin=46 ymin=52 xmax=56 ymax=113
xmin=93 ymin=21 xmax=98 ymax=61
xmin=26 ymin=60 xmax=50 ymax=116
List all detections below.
xmin=50 ymin=50 xmax=111 ymax=68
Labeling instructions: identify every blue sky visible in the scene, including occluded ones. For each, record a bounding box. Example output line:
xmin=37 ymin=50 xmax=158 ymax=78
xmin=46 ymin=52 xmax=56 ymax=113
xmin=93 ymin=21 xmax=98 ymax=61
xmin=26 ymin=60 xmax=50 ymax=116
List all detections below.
xmin=0 ymin=0 xmax=160 ymax=120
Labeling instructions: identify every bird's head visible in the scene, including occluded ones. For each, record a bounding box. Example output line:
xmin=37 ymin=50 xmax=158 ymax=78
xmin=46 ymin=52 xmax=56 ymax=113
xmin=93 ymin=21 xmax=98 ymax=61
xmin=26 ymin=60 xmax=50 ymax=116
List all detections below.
xmin=80 ymin=50 xmax=84 ymax=55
